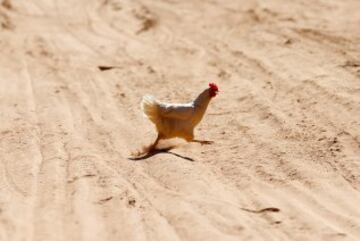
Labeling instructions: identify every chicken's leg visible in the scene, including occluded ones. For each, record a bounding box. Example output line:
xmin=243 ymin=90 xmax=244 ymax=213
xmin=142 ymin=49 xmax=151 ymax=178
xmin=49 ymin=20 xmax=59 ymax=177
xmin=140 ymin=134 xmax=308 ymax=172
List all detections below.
xmin=148 ymin=134 xmax=161 ymax=152
xmin=133 ymin=134 xmax=162 ymax=157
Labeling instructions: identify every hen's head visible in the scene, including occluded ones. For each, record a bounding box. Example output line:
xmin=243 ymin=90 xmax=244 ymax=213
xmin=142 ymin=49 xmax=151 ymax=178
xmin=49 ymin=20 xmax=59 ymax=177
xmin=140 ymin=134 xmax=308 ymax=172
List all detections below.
xmin=208 ymin=82 xmax=219 ymax=97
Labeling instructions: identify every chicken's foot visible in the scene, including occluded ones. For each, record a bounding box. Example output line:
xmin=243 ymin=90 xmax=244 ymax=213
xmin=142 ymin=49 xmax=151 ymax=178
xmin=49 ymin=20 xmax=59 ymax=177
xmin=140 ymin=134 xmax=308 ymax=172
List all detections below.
xmin=191 ymin=140 xmax=214 ymax=145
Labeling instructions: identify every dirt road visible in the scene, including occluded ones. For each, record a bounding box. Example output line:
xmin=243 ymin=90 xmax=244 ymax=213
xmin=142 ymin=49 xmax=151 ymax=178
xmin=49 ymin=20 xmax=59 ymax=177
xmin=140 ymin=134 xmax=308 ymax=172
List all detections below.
xmin=1 ymin=0 xmax=360 ymax=240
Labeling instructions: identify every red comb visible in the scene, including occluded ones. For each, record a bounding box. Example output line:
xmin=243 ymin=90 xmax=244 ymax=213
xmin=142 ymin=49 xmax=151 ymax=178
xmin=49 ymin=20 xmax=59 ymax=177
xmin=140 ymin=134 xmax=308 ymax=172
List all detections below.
xmin=209 ymin=82 xmax=219 ymax=91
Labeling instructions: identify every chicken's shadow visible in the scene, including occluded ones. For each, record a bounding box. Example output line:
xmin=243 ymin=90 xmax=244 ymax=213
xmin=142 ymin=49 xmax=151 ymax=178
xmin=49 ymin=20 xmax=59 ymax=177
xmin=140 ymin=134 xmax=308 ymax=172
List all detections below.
xmin=128 ymin=147 xmax=195 ymax=162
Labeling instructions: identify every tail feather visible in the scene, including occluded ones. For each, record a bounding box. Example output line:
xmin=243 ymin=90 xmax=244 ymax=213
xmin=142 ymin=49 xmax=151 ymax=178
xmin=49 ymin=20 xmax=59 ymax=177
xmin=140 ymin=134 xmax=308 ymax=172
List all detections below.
xmin=141 ymin=95 xmax=159 ymax=124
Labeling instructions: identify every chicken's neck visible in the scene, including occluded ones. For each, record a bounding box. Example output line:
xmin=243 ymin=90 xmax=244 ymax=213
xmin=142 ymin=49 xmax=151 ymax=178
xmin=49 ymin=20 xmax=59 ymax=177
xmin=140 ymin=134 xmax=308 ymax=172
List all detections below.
xmin=192 ymin=89 xmax=211 ymax=125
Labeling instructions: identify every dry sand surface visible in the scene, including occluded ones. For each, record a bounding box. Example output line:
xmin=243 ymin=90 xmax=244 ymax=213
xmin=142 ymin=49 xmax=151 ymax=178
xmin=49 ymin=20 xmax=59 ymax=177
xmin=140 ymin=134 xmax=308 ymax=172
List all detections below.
xmin=1 ymin=0 xmax=360 ymax=240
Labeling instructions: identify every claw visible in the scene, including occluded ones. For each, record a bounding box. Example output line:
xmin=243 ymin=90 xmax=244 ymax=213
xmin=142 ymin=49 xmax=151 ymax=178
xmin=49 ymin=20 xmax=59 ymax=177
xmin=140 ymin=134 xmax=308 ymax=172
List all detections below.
xmin=192 ymin=140 xmax=214 ymax=145
xmin=200 ymin=140 xmax=214 ymax=145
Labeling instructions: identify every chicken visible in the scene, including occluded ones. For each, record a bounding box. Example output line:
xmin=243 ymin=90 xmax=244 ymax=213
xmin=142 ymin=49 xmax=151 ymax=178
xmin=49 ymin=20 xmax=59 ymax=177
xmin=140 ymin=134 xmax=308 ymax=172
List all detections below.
xmin=141 ymin=82 xmax=219 ymax=152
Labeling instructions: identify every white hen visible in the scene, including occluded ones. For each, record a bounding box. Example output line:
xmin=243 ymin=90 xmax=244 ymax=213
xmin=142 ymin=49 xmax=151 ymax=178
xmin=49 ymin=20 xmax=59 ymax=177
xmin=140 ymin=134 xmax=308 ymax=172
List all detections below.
xmin=141 ymin=83 xmax=219 ymax=151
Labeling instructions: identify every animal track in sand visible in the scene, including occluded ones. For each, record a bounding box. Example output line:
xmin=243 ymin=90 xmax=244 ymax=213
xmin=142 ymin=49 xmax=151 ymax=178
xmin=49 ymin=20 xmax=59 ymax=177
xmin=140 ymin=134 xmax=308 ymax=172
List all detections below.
xmin=98 ymin=65 xmax=119 ymax=71
xmin=132 ymin=6 xmax=157 ymax=34
xmin=97 ymin=196 xmax=113 ymax=204
xmin=241 ymin=207 xmax=280 ymax=214
xmin=0 ymin=9 xmax=14 ymax=30
xmin=341 ymin=60 xmax=360 ymax=68
xmin=1 ymin=0 xmax=12 ymax=10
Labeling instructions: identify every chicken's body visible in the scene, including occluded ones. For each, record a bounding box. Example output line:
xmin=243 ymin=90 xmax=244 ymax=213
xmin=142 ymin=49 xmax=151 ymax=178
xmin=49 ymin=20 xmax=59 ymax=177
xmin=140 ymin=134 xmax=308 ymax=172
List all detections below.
xmin=141 ymin=83 xmax=218 ymax=152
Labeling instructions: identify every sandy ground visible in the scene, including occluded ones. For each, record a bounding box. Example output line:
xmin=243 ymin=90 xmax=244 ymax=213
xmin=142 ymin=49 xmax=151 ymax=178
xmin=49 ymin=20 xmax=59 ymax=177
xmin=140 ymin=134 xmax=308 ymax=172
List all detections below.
xmin=1 ymin=0 xmax=360 ymax=240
